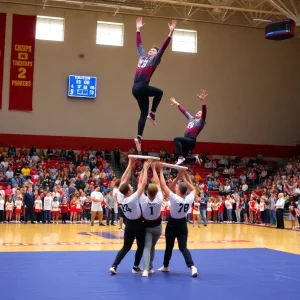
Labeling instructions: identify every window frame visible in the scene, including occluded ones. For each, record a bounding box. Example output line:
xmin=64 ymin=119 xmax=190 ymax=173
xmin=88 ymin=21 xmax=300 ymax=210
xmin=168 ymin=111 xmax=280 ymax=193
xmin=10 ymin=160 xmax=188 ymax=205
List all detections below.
xmin=96 ymin=21 xmax=124 ymax=47
xmin=36 ymin=15 xmax=65 ymax=42
xmin=172 ymin=28 xmax=197 ymax=53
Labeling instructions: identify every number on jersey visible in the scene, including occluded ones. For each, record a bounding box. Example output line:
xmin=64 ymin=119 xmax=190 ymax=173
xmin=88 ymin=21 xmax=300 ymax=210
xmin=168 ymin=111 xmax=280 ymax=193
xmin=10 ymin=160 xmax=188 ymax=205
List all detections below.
xmin=178 ymin=203 xmax=189 ymax=213
xmin=187 ymin=122 xmax=194 ymax=129
xmin=121 ymin=204 xmax=131 ymax=213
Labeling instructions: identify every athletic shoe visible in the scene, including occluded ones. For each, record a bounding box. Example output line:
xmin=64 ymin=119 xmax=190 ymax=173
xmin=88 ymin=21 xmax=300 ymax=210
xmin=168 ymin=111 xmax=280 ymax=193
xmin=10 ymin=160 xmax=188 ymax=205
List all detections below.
xmin=191 ymin=266 xmax=198 ymax=277
xmin=147 ymin=114 xmax=156 ymax=126
xmin=148 ymin=269 xmax=155 ymax=274
xmin=158 ymin=266 xmax=170 ymax=272
xmin=142 ymin=270 xmax=149 ymax=277
xmin=134 ymin=137 xmax=141 ymax=152
xmin=132 ymin=267 xmax=143 ymax=273
xmin=176 ymin=157 xmax=185 ymax=165
xmin=196 ymin=155 xmax=202 ymax=165
xmin=109 ymin=266 xmax=117 ymax=275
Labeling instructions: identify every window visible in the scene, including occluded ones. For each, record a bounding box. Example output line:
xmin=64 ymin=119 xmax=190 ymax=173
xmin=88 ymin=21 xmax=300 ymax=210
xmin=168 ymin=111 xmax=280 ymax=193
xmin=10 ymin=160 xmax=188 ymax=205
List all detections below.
xmin=96 ymin=21 xmax=124 ymax=46
xmin=172 ymin=29 xmax=197 ymax=53
xmin=36 ymin=16 xmax=64 ymax=42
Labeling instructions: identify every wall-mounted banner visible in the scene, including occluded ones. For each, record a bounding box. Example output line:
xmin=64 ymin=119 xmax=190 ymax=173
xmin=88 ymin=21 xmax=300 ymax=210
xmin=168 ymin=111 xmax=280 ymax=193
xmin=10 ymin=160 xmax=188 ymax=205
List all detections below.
xmin=9 ymin=14 xmax=36 ymax=111
xmin=0 ymin=13 xmax=6 ymax=110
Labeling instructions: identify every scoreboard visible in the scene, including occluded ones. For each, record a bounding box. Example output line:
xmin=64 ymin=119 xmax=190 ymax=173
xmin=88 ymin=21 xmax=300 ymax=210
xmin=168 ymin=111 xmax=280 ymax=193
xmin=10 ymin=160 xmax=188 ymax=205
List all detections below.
xmin=68 ymin=75 xmax=97 ymax=99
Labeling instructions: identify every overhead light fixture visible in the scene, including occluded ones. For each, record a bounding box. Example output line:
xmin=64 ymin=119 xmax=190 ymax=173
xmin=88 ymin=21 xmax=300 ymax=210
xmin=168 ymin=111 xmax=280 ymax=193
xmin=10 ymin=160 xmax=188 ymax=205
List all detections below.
xmin=253 ymin=18 xmax=272 ymax=22
xmin=49 ymin=0 xmax=143 ymax=11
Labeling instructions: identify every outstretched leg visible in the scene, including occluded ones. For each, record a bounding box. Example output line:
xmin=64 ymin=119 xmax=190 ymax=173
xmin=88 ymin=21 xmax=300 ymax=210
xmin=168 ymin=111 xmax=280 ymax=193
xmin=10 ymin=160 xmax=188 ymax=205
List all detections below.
xmin=134 ymin=227 xmax=146 ymax=267
xmin=135 ymin=94 xmax=149 ymax=138
xmin=111 ymin=228 xmax=136 ymax=269
xmin=174 ymin=136 xmax=196 ymax=165
xmin=162 ymin=224 xmax=176 ymax=267
xmin=146 ymin=85 xmax=163 ymax=125
xmin=177 ymin=226 xmax=194 ymax=268
xmin=132 ymin=84 xmax=150 ymax=152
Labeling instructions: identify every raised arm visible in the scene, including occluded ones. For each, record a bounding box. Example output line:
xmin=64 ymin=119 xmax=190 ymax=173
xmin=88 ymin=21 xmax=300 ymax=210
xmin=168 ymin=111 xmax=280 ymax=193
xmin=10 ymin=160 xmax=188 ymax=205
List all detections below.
xmin=153 ymin=20 xmax=177 ymax=63
xmin=120 ymin=157 xmax=135 ymax=185
xmin=158 ymin=164 xmax=171 ymax=197
xmin=169 ymin=172 xmax=181 ymax=193
xmin=151 ymin=162 xmax=161 ymax=192
xmin=137 ymin=161 xmax=151 ymax=198
xmin=197 ymin=89 xmax=208 ymax=122
xmin=136 ymin=18 xmax=146 ymax=59
xmin=170 ymin=97 xmax=193 ymax=121
xmin=182 ymin=171 xmax=196 ymax=197
xmin=137 ymin=162 xmax=146 ymax=186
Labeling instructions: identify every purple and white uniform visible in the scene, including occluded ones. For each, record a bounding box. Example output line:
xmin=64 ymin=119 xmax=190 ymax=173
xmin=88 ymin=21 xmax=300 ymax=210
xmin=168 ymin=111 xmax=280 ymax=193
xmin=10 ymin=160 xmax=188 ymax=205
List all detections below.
xmin=178 ymin=104 xmax=207 ymax=139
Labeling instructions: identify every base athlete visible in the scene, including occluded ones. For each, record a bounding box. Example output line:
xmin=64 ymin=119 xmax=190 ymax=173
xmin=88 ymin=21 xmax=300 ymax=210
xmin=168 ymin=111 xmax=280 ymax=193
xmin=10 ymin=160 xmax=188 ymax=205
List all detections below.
xmin=158 ymin=166 xmax=198 ymax=277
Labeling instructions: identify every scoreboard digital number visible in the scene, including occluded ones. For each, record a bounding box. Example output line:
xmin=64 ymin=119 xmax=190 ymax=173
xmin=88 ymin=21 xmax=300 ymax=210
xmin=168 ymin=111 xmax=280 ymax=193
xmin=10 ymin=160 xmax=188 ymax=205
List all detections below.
xmin=68 ymin=75 xmax=97 ymax=99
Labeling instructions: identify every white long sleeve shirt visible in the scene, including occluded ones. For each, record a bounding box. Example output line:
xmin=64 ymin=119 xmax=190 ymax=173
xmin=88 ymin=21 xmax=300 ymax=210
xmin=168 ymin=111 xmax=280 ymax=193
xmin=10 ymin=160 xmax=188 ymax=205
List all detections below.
xmin=275 ymin=197 xmax=285 ymax=209
xmin=44 ymin=196 xmax=53 ymax=210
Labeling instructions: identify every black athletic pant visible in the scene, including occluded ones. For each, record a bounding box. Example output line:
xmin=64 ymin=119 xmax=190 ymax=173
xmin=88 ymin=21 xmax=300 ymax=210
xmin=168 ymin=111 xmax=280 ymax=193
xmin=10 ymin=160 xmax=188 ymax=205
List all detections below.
xmin=61 ymin=213 xmax=68 ymax=223
xmin=174 ymin=136 xmax=197 ymax=164
xmin=132 ymin=83 xmax=163 ymax=136
xmin=112 ymin=219 xmax=146 ymax=267
xmin=0 ymin=210 xmax=3 ymax=222
xmin=276 ymin=208 xmax=284 ymax=229
xmin=35 ymin=212 xmax=42 ymax=223
xmin=25 ymin=210 xmax=35 ymax=223
xmin=163 ymin=218 xmax=194 ymax=268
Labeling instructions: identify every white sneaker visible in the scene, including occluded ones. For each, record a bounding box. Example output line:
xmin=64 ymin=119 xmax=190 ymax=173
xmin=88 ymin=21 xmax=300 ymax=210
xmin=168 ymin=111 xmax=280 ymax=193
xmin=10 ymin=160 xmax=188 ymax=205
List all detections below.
xmin=147 ymin=115 xmax=157 ymax=126
xmin=158 ymin=266 xmax=170 ymax=272
xmin=196 ymin=156 xmax=202 ymax=165
xmin=191 ymin=266 xmax=198 ymax=277
xmin=176 ymin=157 xmax=185 ymax=165
xmin=142 ymin=270 xmax=149 ymax=277
xmin=132 ymin=267 xmax=143 ymax=273
xmin=109 ymin=266 xmax=117 ymax=274
xmin=134 ymin=138 xmax=141 ymax=152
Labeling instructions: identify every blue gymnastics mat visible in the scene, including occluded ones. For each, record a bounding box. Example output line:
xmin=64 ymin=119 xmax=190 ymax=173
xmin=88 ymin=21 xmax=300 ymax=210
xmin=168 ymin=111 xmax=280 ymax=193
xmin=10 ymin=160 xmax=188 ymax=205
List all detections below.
xmin=0 ymin=248 xmax=298 ymax=300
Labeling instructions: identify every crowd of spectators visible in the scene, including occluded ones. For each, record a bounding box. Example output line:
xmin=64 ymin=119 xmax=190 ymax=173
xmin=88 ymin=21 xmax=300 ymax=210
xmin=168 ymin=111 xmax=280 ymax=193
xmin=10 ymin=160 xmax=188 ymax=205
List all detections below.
xmin=127 ymin=149 xmax=299 ymax=229
xmin=0 ymin=144 xmax=121 ymax=224
xmin=0 ymin=144 xmax=299 ymax=230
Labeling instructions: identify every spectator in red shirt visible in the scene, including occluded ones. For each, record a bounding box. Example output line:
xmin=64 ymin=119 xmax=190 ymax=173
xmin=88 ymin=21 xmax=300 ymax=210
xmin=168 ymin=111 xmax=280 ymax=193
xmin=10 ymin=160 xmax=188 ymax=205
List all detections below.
xmin=217 ymin=197 xmax=224 ymax=223
xmin=5 ymin=184 xmax=13 ymax=199
xmin=102 ymin=176 xmax=109 ymax=195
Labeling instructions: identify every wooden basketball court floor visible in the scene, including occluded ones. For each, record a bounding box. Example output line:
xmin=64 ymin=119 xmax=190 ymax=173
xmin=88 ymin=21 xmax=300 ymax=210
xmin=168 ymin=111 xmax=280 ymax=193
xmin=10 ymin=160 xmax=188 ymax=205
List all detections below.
xmin=1 ymin=221 xmax=299 ymax=254
xmin=1 ymin=221 xmax=299 ymax=300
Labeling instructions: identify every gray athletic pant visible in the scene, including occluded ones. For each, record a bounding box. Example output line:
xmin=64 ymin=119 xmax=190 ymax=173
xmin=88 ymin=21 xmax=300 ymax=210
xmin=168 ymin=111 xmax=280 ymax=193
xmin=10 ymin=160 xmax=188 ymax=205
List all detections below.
xmin=143 ymin=224 xmax=162 ymax=271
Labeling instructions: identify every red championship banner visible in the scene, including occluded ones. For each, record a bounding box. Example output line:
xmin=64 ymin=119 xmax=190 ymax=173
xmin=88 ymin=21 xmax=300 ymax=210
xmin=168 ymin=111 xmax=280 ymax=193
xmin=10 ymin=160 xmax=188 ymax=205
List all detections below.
xmin=9 ymin=14 xmax=36 ymax=111
xmin=0 ymin=13 xmax=6 ymax=110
